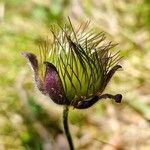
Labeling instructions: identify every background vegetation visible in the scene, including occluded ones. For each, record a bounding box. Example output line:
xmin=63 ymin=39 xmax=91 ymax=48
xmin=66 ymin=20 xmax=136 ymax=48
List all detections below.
xmin=0 ymin=0 xmax=150 ymax=149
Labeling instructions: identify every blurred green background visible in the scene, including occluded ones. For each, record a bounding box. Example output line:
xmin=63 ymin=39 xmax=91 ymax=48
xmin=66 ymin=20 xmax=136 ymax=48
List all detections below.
xmin=0 ymin=0 xmax=150 ymax=149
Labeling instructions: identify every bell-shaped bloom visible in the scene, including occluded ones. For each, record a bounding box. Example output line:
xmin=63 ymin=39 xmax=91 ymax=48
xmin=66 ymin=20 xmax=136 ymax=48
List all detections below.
xmin=22 ymin=19 xmax=122 ymax=109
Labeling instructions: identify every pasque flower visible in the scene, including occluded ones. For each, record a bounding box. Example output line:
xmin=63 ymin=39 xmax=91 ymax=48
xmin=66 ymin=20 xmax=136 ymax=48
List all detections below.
xmin=22 ymin=18 xmax=122 ymax=149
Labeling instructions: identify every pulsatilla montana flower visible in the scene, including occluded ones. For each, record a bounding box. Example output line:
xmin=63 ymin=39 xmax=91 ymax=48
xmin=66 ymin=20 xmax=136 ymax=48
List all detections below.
xmin=22 ymin=19 xmax=122 ymax=109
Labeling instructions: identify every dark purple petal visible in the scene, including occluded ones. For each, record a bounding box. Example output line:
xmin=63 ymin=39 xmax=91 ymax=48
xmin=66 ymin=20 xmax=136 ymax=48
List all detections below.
xmin=113 ymin=94 xmax=122 ymax=103
xmin=99 ymin=93 xmax=122 ymax=103
xmin=73 ymin=93 xmax=122 ymax=109
xmin=73 ymin=96 xmax=99 ymax=109
xmin=100 ymin=65 xmax=122 ymax=93
xmin=22 ymin=52 xmax=45 ymax=93
xmin=44 ymin=61 xmax=69 ymax=105
xmin=106 ymin=65 xmax=122 ymax=84
xmin=22 ymin=52 xmax=38 ymax=72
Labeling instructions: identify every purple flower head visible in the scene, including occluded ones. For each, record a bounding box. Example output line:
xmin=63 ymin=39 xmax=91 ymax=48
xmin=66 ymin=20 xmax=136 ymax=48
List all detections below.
xmin=22 ymin=18 xmax=122 ymax=109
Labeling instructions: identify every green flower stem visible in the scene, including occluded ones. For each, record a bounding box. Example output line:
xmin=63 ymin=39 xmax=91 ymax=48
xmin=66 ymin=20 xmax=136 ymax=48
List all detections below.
xmin=63 ymin=106 xmax=74 ymax=150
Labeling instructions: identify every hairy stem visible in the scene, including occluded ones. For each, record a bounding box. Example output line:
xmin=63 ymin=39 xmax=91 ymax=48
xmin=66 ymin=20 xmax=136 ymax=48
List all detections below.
xmin=63 ymin=106 xmax=74 ymax=150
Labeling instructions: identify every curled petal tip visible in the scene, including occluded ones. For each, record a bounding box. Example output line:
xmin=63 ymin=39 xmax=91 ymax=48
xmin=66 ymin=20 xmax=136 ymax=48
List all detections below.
xmin=113 ymin=65 xmax=122 ymax=71
xmin=102 ymin=64 xmax=122 ymax=91
xmin=116 ymin=65 xmax=122 ymax=69
xmin=21 ymin=51 xmax=28 ymax=57
xmin=43 ymin=61 xmax=49 ymax=65
xmin=114 ymin=94 xmax=122 ymax=103
xmin=22 ymin=51 xmax=38 ymax=72
xmin=116 ymin=65 xmax=123 ymax=71
xmin=43 ymin=61 xmax=57 ymax=72
xmin=43 ymin=61 xmax=53 ymax=66
xmin=21 ymin=51 xmax=37 ymax=60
